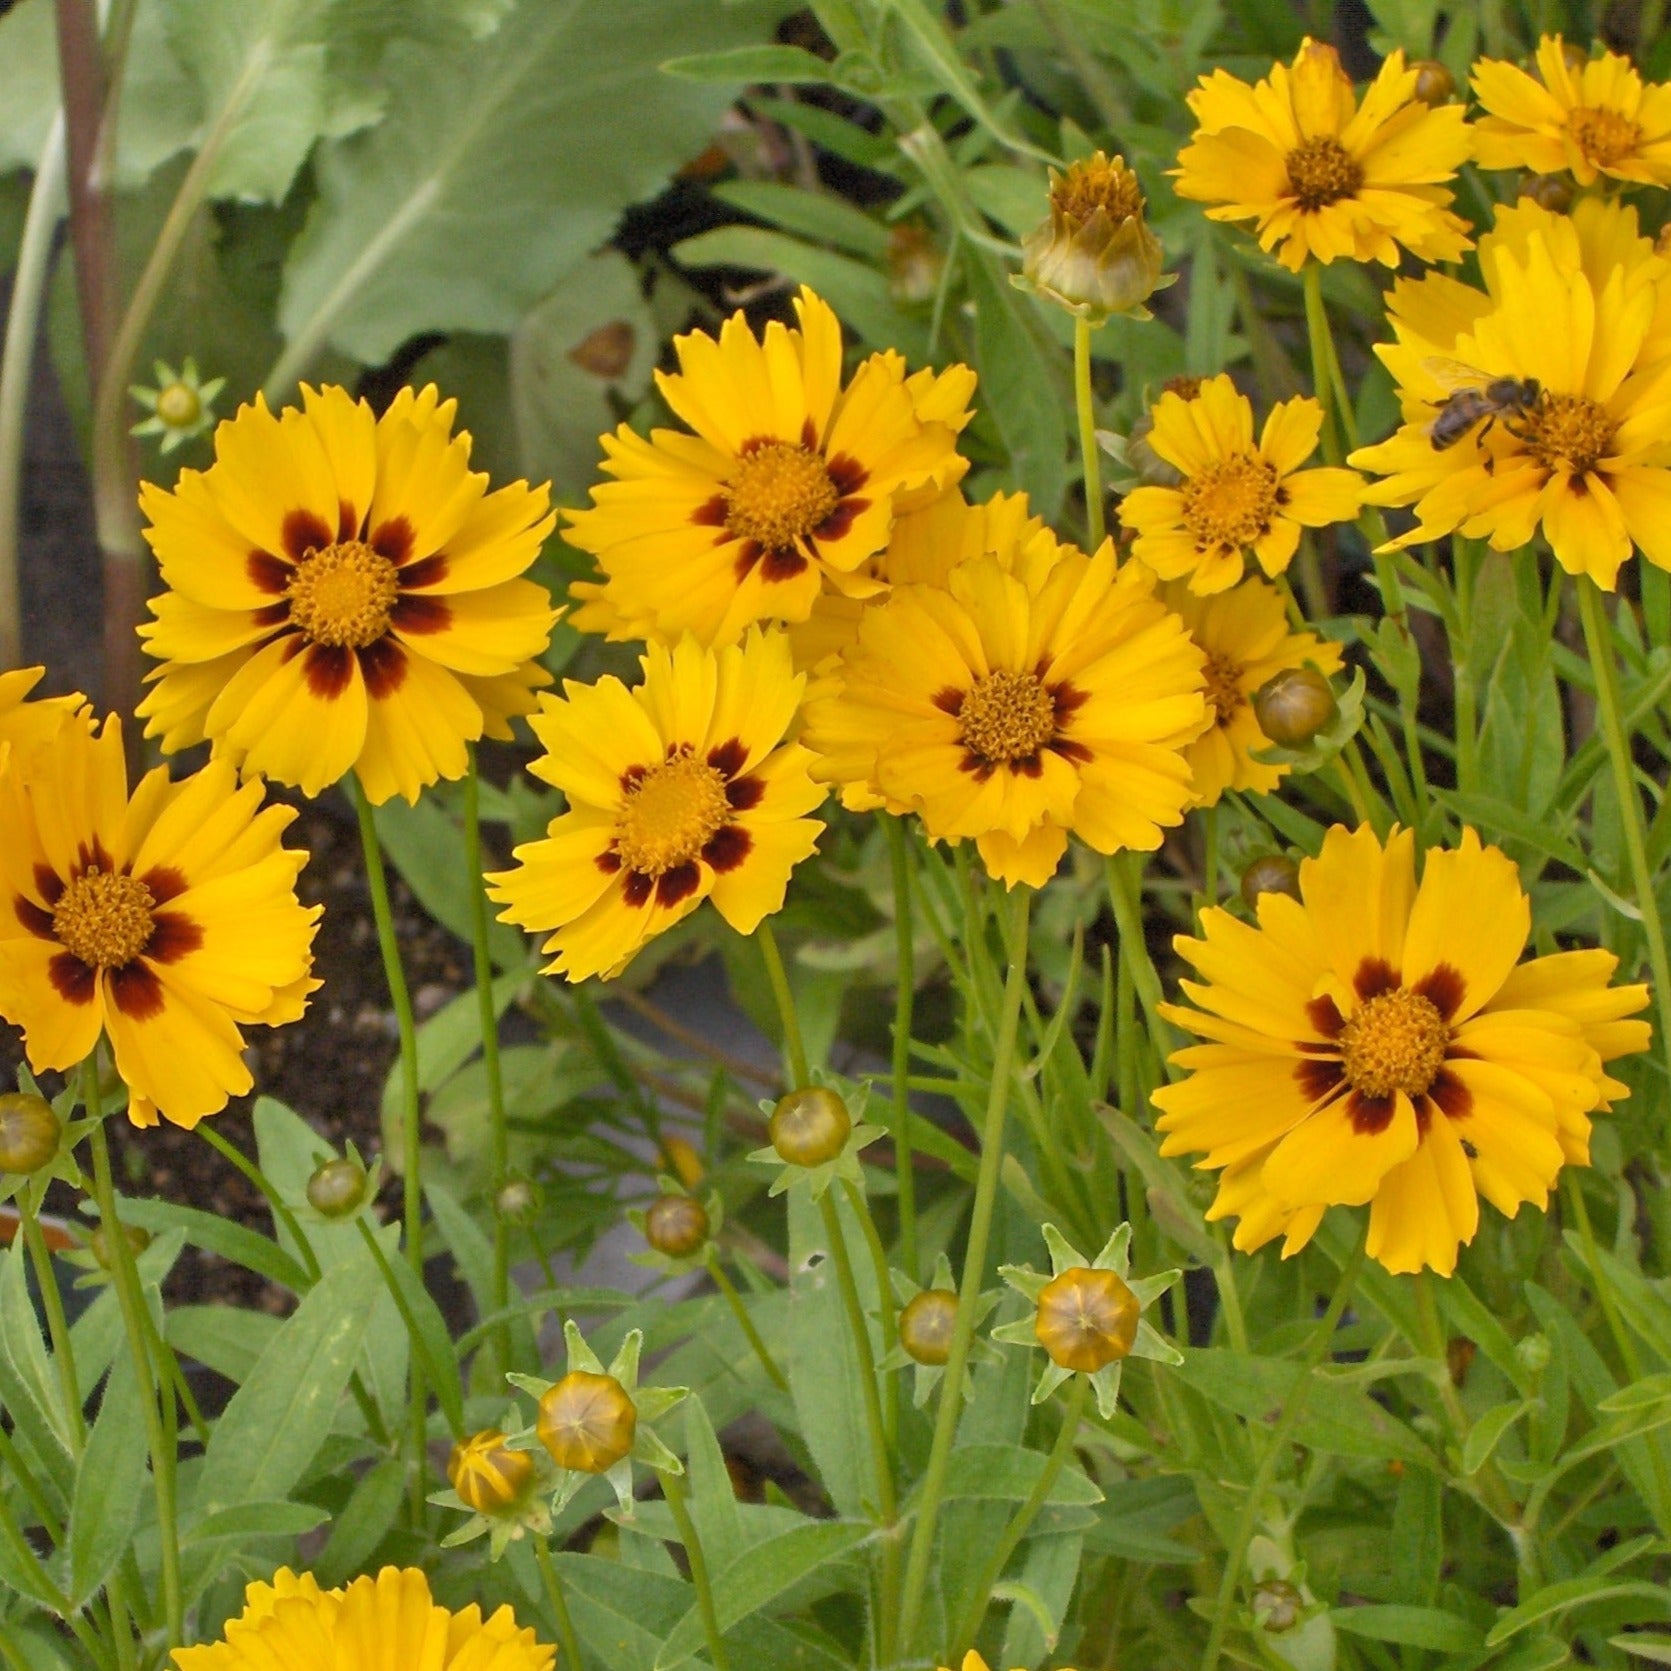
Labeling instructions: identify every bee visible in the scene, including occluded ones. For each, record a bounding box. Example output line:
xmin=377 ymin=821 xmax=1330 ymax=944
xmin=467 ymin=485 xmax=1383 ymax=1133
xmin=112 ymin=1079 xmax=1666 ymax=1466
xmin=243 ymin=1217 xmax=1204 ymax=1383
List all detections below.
xmin=1422 ymin=359 xmax=1541 ymax=452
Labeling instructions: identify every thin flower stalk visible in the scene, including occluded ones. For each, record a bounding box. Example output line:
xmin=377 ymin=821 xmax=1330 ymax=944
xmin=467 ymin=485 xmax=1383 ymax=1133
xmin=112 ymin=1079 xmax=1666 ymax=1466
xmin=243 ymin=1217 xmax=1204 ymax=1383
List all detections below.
xmin=885 ymin=818 xmax=920 ymax=1280
xmin=662 ymin=1467 xmax=731 ymax=1671
xmin=1074 ymin=316 xmax=1105 ymax=548
xmin=533 ymin=1539 xmax=586 ymax=1671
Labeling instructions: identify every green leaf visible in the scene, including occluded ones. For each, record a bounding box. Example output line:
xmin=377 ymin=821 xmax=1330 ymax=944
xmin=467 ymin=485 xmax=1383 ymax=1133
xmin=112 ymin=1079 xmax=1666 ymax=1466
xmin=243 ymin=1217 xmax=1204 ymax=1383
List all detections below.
xmin=0 ymin=0 xmax=59 ymax=173
xmin=184 ymin=1500 xmax=330 ymax=1547
xmin=66 ymin=1354 xmax=148 ymax=1605
xmin=712 ymin=181 xmax=890 ymax=261
xmin=274 ymin=0 xmax=772 ymax=373
xmin=1330 ymin=1605 xmax=1483 ymax=1651
xmin=355 ymin=1221 xmax=465 ymax=1439
xmin=114 ymin=1193 xmax=312 ymax=1292
xmin=662 ymin=43 xmax=834 ymax=82
xmin=0 ymin=1244 xmax=75 ymax=1485
xmin=655 ymin=1521 xmax=871 ymax=1670
xmin=194 ymin=1244 xmax=382 ymax=1514
xmin=1486 ymin=1578 xmax=1671 ymax=1646
xmin=167 ymin=1305 xmax=284 ymax=1386
xmin=681 ymin=1395 xmax=745 ymax=1574
xmin=1461 ymin=1400 xmax=1531 ymax=1476
xmin=1609 ymin=1633 xmax=1671 ymax=1665
xmin=425 ymin=1174 xmax=538 ymax=1372
xmin=314 ymin=1456 xmax=407 ymax=1588
xmin=925 ymin=1443 xmax=1102 ymax=1507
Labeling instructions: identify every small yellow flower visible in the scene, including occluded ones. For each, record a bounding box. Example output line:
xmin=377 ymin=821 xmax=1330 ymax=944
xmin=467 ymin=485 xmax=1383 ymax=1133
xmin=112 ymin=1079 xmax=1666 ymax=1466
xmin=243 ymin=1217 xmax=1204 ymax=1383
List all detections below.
xmin=172 ymin=1566 xmax=554 ymax=1671
xmin=137 ymin=383 xmax=560 ymax=805
xmin=1472 ymin=35 xmax=1671 ymax=187
xmin=1018 ymin=151 xmax=1171 ymax=321
xmin=1173 ymin=38 xmax=1472 ymax=271
xmin=565 ymin=286 xmax=975 ymax=648
xmin=1118 ymin=375 xmax=1363 ymax=595
xmin=1156 ymin=575 xmax=1343 ymax=805
xmin=1153 ymin=824 xmax=1652 ymax=1276
xmin=487 ymin=630 xmax=825 ymax=983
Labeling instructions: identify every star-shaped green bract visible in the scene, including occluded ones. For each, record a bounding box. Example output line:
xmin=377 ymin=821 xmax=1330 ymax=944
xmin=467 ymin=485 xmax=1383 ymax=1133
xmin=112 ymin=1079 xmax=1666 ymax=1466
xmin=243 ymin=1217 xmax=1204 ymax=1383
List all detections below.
xmin=877 ymin=1252 xmax=1000 ymax=1407
xmin=506 ymin=1319 xmax=688 ymax=1520
xmin=993 ymin=1222 xmax=1181 ymax=1418
xmin=129 ymin=357 xmax=224 ymax=454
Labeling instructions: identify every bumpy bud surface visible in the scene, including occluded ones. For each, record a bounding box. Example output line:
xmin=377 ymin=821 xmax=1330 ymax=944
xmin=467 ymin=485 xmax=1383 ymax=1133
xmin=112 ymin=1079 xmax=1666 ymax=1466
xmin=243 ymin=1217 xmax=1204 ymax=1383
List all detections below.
xmin=0 ymin=1092 xmax=60 ymax=1175
xmin=1021 ymin=151 xmax=1167 ymax=320
xmin=306 ymin=1157 xmax=368 ymax=1219
xmin=769 ymin=1087 xmax=851 ymax=1168
xmin=1034 ymin=1265 xmax=1140 ymax=1372
xmin=537 ymin=1371 xmax=637 ymax=1473
xmin=1240 ymin=854 xmax=1302 ymax=910
xmin=448 ymin=1430 xmax=534 ymax=1514
xmin=898 ymin=1288 xmax=959 ymax=1366
xmin=645 ymin=1194 xmax=709 ymax=1259
xmin=1253 ymin=667 xmax=1337 ymax=748
xmin=1410 ymin=59 xmax=1455 ymax=105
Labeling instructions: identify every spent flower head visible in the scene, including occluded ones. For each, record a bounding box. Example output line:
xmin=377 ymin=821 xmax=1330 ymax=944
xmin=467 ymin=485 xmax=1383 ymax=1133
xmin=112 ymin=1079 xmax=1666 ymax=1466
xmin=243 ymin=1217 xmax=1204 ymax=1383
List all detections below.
xmin=994 ymin=1223 xmax=1180 ymax=1417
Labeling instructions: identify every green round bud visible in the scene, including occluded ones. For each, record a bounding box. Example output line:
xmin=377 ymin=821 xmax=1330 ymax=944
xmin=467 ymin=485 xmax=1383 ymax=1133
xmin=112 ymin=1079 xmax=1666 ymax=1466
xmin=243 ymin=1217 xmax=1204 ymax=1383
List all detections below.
xmin=1253 ymin=667 xmax=1337 ymax=748
xmin=1410 ymin=59 xmax=1455 ymax=105
xmin=306 ymin=1157 xmax=368 ymax=1219
xmin=90 ymin=1222 xmax=152 ymax=1270
xmin=155 ymin=382 xmax=202 ymax=428
xmin=644 ymin=1194 xmax=709 ymax=1259
xmin=1515 ymin=1332 xmax=1551 ymax=1375
xmin=1240 ymin=854 xmax=1302 ymax=910
xmin=898 ymin=1288 xmax=959 ymax=1366
xmin=0 ymin=1092 xmax=61 ymax=1175
xmin=769 ymin=1087 xmax=852 ymax=1168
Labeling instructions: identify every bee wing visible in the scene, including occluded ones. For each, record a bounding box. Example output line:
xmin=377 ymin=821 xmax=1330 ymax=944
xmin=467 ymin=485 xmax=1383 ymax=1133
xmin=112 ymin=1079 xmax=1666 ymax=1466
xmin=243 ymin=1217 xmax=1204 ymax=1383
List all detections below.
xmin=1420 ymin=356 xmax=1490 ymax=393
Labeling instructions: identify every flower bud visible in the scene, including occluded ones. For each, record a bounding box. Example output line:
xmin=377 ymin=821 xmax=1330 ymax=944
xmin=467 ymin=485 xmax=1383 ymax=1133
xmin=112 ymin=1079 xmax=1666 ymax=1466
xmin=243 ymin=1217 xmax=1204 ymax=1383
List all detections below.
xmin=1253 ymin=1577 xmax=1305 ymax=1632
xmin=1521 ymin=171 xmax=1575 ymax=213
xmin=1410 ymin=60 xmax=1455 ymax=105
xmin=888 ymin=221 xmax=944 ymax=306
xmin=1240 ymin=854 xmax=1302 ymax=910
xmin=448 ymin=1429 xmax=534 ymax=1514
xmin=1253 ymin=667 xmax=1337 ymax=748
xmin=1123 ymin=413 xmax=1181 ymax=489
xmin=496 ymin=1178 xmax=540 ymax=1225
xmin=90 ymin=1222 xmax=152 ymax=1270
xmin=898 ymin=1288 xmax=959 ymax=1366
xmin=769 ymin=1087 xmax=851 ymax=1168
xmin=155 ymin=382 xmax=202 ymax=429
xmin=0 ymin=1092 xmax=61 ymax=1175
xmin=1560 ymin=40 xmax=1589 ymax=75
xmin=1515 ymin=1332 xmax=1551 ymax=1376
xmin=1034 ymin=1265 xmax=1139 ymax=1372
xmin=537 ymin=1370 xmax=637 ymax=1473
xmin=306 ymin=1157 xmax=368 ymax=1219
xmin=1021 ymin=152 xmax=1168 ymax=321
xmin=644 ymin=1194 xmax=709 ymax=1259
xmin=662 ymin=1134 xmax=704 ymax=1191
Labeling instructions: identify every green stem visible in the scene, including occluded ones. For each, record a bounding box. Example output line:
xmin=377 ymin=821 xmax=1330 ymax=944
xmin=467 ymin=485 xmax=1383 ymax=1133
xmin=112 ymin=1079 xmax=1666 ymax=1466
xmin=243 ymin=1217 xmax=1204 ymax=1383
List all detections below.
xmin=884 ymin=818 xmax=920 ymax=1281
xmin=19 ymin=1199 xmax=84 ymax=1443
xmin=756 ymin=919 xmax=809 ymax=1086
xmin=1198 ymin=1227 xmax=1366 ymax=1671
xmin=1451 ymin=540 xmax=1481 ymax=796
xmin=952 ymin=1373 xmax=1089 ymax=1653
xmin=0 ymin=1422 xmax=63 ymax=1540
xmin=534 ymin=1538 xmax=586 ymax=1671
xmin=897 ymin=885 xmax=1032 ymax=1657
xmin=1576 ymin=577 xmax=1671 ymax=1090
xmin=1302 ymin=265 xmax=1342 ymax=466
xmin=355 ymin=1218 xmax=461 ymax=1440
xmin=463 ymin=750 xmax=513 ymax=1361
xmin=704 ymin=1247 xmax=789 ymax=1392
xmin=663 ymin=1467 xmax=731 ymax=1671
xmin=87 ymin=1105 xmax=182 ymax=1650
xmin=198 ymin=1121 xmax=322 ymax=1282
xmin=1074 ymin=314 xmax=1106 ymax=550
xmin=1104 ymin=854 xmax=1175 ymax=1069
xmin=351 ymin=780 xmax=428 ymax=1519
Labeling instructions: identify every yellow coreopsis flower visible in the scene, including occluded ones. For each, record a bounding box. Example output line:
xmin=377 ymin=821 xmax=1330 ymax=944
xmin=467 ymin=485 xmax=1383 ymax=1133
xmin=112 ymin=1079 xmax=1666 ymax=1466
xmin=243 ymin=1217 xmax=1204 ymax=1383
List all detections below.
xmin=1155 ymin=575 xmax=1344 ymax=806
xmin=1349 ymin=198 xmax=1671 ymax=589
xmin=137 ymin=383 xmax=560 ymax=805
xmin=1472 ymin=35 xmax=1671 ymax=187
xmin=172 ymin=1565 xmax=554 ymax=1671
xmin=1152 ymin=824 xmax=1650 ymax=1277
xmin=1117 ymin=375 xmax=1363 ymax=594
xmin=802 ymin=542 xmax=1208 ymax=888
xmin=0 ymin=714 xmax=320 ymax=1130
xmin=565 ymin=286 xmax=975 ymax=649
xmin=488 ymin=629 xmax=825 ymax=982
xmin=1173 ymin=39 xmax=1473 ymax=271
xmin=0 ymin=666 xmax=87 ymax=760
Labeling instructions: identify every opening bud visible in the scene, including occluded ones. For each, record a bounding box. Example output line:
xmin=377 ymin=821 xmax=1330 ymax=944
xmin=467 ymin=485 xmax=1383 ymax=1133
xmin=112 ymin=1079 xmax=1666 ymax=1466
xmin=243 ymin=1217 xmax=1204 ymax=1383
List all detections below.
xmin=1034 ymin=1265 xmax=1140 ymax=1371
xmin=644 ymin=1194 xmax=709 ymax=1259
xmin=1253 ymin=667 xmax=1337 ymax=748
xmin=0 ymin=1092 xmax=61 ymax=1175
xmin=306 ymin=1157 xmax=368 ymax=1219
xmin=898 ymin=1288 xmax=959 ymax=1366
xmin=1240 ymin=854 xmax=1302 ymax=910
xmin=90 ymin=1222 xmax=152 ymax=1270
xmin=1021 ymin=151 xmax=1169 ymax=321
xmin=537 ymin=1370 xmax=637 ymax=1473
xmin=1410 ymin=60 xmax=1455 ymax=105
xmin=769 ymin=1087 xmax=851 ymax=1168
xmin=1253 ymin=1577 xmax=1305 ymax=1632
xmin=448 ymin=1430 xmax=535 ymax=1514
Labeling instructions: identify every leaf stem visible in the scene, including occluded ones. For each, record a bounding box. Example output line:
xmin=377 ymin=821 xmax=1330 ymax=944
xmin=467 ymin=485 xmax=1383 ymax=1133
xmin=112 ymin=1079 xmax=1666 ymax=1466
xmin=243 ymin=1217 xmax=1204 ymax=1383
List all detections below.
xmin=704 ymin=1246 xmax=789 ymax=1392
xmin=197 ymin=1121 xmax=322 ymax=1282
xmin=663 ymin=1466 xmax=731 ymax=1671
xmin=534 ymin=1538 xmax=586 ymax=1671
xmin=19 ymin=1194 xmax=84 ymax=1443
xmin=1074 ymin=314 xmax=1105 ymax=549
xmin=897 ymin=884 xmax=1032 ymax=1658
xmin=884 ymin=817 xmax=920 ymax=1280
xmin=756 ymin=919 xmax=809 ymax=1087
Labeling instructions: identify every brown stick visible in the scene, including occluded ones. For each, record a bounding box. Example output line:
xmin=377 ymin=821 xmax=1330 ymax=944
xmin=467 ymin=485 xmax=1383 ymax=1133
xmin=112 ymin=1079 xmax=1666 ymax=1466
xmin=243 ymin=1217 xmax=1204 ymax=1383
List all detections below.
xmin=53 ymin=0 xmax=114 ymax=379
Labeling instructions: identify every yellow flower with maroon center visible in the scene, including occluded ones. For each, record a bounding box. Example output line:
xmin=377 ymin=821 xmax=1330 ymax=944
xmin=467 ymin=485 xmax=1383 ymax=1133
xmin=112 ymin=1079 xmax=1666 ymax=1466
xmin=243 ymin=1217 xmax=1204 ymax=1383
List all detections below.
xmin=803 ymin=542 xmax=1208 ymax=888
xmin=1155 ymin=574 xmax=1344 ymax=805
xmin=1172 ymin=38 xmax=1473 ymax=272
xmin=1119 ymin=375 xmax=1363 ymax=595
xmin=172 ymin=1565 xmax=553 ymax=1671
xmin=136 ymin=383 xmax=560 ymax=805
xmin=564 ymin=286 xmax=975 ymax=649
xmin=1152 ymin=824 xmax=1651 ymax=1276
xmin=488 ymin=630 xmax=825 ymax=983
xmin=0 ymin=714 xmax=320 ymax=1131
xmin=1472 ymin=35 xmax=1671 ymax=187
xmin=1349 ymin=198 xmax=1671 ymax=591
